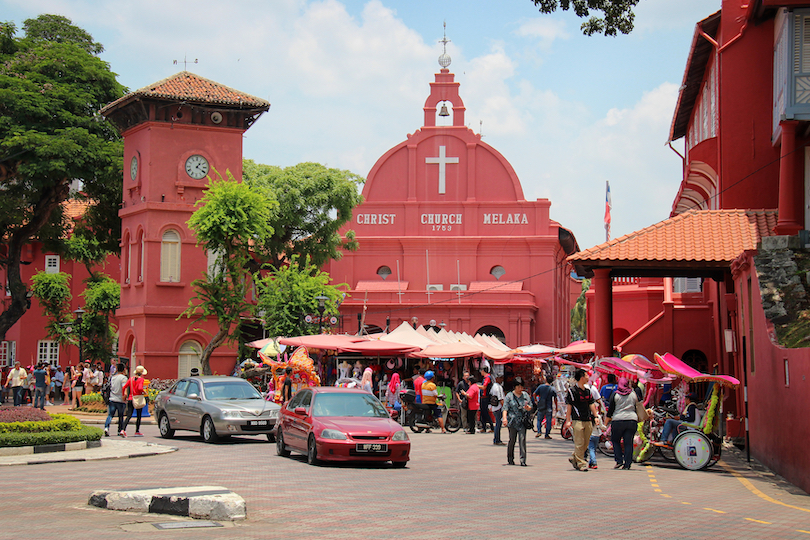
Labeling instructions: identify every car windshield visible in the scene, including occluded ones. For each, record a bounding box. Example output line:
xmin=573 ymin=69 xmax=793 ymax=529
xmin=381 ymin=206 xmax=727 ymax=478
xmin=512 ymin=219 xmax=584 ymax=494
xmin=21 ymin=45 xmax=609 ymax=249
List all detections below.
xmin=312 ymin=392 xmax=389 ymax=418
xmin=203 ymin=381 xmax=262 ymax=400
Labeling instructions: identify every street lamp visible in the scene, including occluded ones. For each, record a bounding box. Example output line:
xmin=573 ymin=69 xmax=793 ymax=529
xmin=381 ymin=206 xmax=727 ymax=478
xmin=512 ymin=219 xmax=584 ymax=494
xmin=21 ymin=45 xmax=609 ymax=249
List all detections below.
xmin=73 ymin=307 xmax=85 ymax=366
xmin=315 ymin=294 xmax=328 ymax=334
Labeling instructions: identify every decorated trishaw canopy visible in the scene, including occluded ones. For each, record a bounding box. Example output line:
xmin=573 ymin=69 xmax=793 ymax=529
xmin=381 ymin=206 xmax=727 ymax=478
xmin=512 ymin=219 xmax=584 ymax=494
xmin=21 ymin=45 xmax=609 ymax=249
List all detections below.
xmin=654 ymin=352 xmax=740 ymax=387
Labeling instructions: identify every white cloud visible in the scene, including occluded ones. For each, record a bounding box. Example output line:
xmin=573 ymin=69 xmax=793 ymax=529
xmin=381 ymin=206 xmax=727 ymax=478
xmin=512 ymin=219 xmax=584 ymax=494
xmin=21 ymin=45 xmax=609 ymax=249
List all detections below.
xmin=514 ymin=17 xmax=569 ymax=48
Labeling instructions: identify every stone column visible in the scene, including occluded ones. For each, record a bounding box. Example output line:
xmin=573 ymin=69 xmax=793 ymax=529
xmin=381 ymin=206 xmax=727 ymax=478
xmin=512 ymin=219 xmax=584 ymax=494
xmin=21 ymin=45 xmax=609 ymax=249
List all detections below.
xmin=592 ymin=268 xmax=613 ymax=358
xmin=775 ymin=121 xmax=802 ymax=235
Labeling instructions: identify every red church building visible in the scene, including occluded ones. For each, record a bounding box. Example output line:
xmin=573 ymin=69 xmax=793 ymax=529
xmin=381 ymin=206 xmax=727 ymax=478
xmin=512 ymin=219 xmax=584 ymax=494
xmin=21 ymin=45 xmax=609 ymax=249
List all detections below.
xmin=326 ymin=52 xmax=581 ymax=347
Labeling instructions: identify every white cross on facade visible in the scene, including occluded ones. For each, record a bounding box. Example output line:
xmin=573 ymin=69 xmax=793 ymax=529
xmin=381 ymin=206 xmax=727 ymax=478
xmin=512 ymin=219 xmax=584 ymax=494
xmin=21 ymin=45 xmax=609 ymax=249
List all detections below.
xmin=425 ymin=146 xmax=459 ymax=194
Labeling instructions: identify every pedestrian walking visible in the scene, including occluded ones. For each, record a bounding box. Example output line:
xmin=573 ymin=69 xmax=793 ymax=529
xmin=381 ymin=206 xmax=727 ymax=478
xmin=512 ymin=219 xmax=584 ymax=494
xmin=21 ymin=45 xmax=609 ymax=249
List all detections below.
xmin=32 ymin=363 xmax=48 ymax=410
xmin=465 ymin=376 xmax=480 ymax=434
xmin=455 ymin=371 xmax=471 ymax=431
xmin=479 ymin=367 xmax=494 ymax=432
xmin=63 ymin=365 xmax=74 ymax=405
xmin=564 ymin=368 xmax=599 ymax=471
xmin=122 ymin=366 xmax=148 ymax=437
xmin=605 ymin=376 xmax=642 ymax=470
xmin=71 ymin=363 xmax=85 ymax=410
xmin=491 ymin=375 xmax=505 ymax=445
xmin=5 ymin=361 xmax=27 ymax=406
xmin=586 ymin=381 xmax=605 ymax=470
xmin=503 ymin=376 xmax=532 ymax=466
xmin=103 ymin=363 xmax=129 ymax=437
xmin=533 ymin=374 xmax=557 ymax=439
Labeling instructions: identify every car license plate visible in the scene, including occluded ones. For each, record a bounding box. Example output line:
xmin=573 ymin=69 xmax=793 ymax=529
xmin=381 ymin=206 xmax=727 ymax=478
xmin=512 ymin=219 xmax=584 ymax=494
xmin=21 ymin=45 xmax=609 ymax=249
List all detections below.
xmin=247 ymin=420 xmax=268 ymax=426
xmin=356 ymin=443 xmax=387 ymax=452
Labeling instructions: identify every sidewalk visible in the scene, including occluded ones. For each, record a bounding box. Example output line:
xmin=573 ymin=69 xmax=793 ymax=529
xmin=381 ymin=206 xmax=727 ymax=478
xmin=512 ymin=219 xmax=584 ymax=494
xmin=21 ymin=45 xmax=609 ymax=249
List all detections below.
xmin=0 ymin=402 xmax=168 ymax=466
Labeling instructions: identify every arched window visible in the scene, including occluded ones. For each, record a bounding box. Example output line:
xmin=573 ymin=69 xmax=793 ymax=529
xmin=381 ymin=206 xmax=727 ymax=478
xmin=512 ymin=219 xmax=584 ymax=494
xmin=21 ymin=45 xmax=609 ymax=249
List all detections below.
xmin=122 ymin=231 xmax=130 ymax=284
xmin=161 ymin=229 xmax=181 ymax=282
xmin=490 ymin=266 xmax=505 ymax=280
xmin=136 ymin=230 xmax=144 ymax=282
xmin=377 ymin=266 xmax=392 ymax=280
xmin=178 ymin=340 xmax=203 ymax=377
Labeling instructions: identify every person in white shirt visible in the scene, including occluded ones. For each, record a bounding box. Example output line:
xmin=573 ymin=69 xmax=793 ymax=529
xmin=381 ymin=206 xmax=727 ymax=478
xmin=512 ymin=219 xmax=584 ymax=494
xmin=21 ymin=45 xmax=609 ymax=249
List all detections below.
xmin=490 ymin=375 xmax=506 ymax=445
xmin=5 ymin=361 xmax=27 ymax=407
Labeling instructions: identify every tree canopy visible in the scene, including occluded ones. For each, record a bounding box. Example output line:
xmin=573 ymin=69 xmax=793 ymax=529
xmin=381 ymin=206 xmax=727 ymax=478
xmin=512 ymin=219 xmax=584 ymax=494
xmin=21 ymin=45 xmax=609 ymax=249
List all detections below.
xmin=0 ymin=14 xmax=125 ymax=340
xmin=183 ymin=173 xmax=276 ymax=375
xmin=531 ymin=0 xmax=639 ymax=36
xmin=243 ymin=160 xmax=364 ymax=270
xmin=256 ymin=255 xmax=346 ymax=338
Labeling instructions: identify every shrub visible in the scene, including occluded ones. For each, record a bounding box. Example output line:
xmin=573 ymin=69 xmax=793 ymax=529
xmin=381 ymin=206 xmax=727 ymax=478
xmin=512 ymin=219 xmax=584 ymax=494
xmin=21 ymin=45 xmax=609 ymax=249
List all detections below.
xmin=0 ymin=425 xmax=103 ymax=447
xmin=0 ymin=407 xmax=52 ymax=423
xmin=80 ymin=392 xmax=104 ymax=404
xmin=0 ymin=413 xmax=82 ymax=434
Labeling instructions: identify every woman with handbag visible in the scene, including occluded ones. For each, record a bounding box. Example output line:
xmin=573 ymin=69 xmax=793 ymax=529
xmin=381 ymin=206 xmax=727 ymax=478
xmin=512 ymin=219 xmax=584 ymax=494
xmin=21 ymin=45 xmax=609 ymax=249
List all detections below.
xmin=502 ymin=377 xmax=532 ymax=466
xmin=605 ymin=376 xmax=644 ymax=470
xmin=122 ymin=366 xmax=148 ymax=437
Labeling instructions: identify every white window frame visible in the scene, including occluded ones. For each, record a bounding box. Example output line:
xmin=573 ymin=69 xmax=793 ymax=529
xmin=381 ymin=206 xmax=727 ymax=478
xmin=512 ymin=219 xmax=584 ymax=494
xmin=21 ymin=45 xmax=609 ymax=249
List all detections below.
xmin=160 ymin=229 xmax=181 ymax=282
xmin=0 ymin=341 xmax=15 ymax=367
xmin=45 ymin=255 xmax=60 ymax=274
xmin=37 ymin=340 xmax=59 ymax=366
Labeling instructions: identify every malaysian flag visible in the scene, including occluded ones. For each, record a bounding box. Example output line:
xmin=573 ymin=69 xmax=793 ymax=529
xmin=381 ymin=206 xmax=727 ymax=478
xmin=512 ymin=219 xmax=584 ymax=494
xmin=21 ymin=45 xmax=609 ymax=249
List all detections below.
xmin=604 ymin=181 xmax=612 ymax=241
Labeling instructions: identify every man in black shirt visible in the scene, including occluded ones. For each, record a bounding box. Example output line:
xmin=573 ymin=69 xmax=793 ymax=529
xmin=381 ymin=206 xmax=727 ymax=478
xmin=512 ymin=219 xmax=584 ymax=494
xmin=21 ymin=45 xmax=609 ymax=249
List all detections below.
xmin=281 ymin=367 xmax=293 ymax=403
xmin=532 ymin=375 xmax=557 ymax=439
xmin=564 ymin=369 xmax=599 ymax=471
xmin=455 ymin=371 xmax=471 ymax=431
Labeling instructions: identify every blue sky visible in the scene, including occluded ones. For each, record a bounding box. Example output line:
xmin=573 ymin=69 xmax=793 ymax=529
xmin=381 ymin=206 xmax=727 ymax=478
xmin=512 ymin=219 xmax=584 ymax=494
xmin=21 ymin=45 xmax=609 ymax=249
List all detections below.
xmin=2 ymin=0 xmax=719 ymax=250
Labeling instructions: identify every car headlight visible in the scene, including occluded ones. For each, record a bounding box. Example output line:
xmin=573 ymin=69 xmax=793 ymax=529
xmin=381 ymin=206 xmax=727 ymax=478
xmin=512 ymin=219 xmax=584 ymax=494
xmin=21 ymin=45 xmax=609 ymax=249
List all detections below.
xmin=320 ymin=429 xmax=347 ymax=440
xmin=221 ymin=410 xmax=240 ymax=418
xmin=392 ymin=430 xmax=409 ymax=441
xmin=268 ymin=409 xmax=278 ymax=418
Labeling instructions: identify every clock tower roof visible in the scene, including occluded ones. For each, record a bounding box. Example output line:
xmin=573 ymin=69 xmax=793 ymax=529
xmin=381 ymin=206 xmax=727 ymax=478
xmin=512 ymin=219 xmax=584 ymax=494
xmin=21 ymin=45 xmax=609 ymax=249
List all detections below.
xmin=100 ymin=71 xmax=269 ymax=116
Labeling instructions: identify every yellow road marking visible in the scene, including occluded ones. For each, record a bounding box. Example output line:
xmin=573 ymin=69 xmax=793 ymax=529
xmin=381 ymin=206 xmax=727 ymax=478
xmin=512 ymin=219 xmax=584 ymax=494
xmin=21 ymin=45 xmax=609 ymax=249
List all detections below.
xmin=704 ymin=508 xmax=726 ymax=514
xmin=796 ymin=530 xmax=810 ymax=534
xmin=719 ymin=460 xmax=810 ymax=515
xmin=682 ymin=502 xmax=692 ymax=505
xmin=654 ymin=489 xmax=662 ymax=492
xmin=661 ymin=494 xmax=672 ymax=498
xmin=745 ymin=518 xmax=771 ymax=524
xmin=648 ymin=474 xmax=656 ymax=478
xmin=651 ymin=484 xmax=659 ymax=488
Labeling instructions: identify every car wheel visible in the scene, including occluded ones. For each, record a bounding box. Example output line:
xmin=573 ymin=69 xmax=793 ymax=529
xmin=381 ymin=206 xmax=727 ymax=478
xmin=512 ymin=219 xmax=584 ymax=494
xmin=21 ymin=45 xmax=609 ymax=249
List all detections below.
xmin=391 ymin=461 xmax=407 ymax=468
xmin=158 ymin=413 xmax=175 ymax=439
xmin=307 ymin=435 xmax=320 ymax=465
xmin=201 ymin=416 xmax=219 ymax=443
xmin=276 ymin=429 xmax=290 ymax=457
xmin=266 ymin=433 xmax=276 ymax=443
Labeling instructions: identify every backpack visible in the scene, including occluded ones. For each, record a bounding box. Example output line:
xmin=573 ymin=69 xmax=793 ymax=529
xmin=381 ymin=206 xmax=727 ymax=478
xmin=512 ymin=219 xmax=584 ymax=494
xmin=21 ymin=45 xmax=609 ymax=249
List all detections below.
xmin=490 ymin=394 xmax=500 ymax=406
xmin=101 ymin=379 xmax=111 ymax=405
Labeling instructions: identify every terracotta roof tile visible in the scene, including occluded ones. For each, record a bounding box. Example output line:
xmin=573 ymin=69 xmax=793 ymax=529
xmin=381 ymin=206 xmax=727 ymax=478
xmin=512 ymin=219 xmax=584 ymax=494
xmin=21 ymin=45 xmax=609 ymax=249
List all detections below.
xmin=355 ymin=280 xmax=409 ymax=291
xmin=101 ymin=71 xmax=269 ymax=114
xmin=569 ymin=209 xmax=778 ymax=264
xmin=63 ymin=199 xmax=89 ymax=220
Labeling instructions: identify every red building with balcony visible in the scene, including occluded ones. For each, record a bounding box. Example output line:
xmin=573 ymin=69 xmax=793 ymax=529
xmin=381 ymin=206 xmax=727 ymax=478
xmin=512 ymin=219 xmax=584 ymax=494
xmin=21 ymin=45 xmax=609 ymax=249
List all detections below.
xmin=572 ymin=0 xmax=810 ymax=494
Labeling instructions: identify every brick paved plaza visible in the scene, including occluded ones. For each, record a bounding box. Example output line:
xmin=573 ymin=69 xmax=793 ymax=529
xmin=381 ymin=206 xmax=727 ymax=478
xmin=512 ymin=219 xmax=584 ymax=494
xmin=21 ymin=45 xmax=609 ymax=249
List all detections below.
xmin=2 ymin=423 xmax=809 ymax=539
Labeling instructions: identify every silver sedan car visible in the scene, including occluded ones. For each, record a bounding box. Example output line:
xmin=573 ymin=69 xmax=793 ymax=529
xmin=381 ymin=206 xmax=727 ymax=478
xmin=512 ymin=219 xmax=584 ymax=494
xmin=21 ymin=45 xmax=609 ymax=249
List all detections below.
xmin=154 ymin=376 xmax=280 ymax=443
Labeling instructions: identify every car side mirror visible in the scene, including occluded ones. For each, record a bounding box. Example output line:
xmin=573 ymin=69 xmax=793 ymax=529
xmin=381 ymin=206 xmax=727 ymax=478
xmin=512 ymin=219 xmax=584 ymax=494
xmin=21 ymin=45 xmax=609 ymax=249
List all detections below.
xmin=294 ymin=407 xmax=307 ymax=415
xmin=187 ymin=393 xmax=200 ymax=400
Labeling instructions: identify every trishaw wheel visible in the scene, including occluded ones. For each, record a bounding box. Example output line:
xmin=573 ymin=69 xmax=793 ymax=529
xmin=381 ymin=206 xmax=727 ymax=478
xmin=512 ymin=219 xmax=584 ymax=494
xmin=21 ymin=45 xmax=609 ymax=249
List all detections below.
xmin=673 ymin=430 xmax=713 ymax=470
xmin=659 ymin=444 xmax=676 ymax=462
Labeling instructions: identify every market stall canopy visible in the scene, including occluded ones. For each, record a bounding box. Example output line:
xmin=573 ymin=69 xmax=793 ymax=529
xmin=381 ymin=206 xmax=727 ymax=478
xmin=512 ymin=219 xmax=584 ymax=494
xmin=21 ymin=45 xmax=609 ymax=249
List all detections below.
xmin=412 ymin=343 xmax=490 ymax=359
xmin=548 ymin=356 xmax=591 ymax=368
xmin=513 ymin=344 xmax=558 ymax=356
xmin=556 ymin=341 xmax=596 ymax=355
xmin=380 ymin=322 xmax=439 ymax=349
xmin=340 ymin=340 xmax=421 ymax=356
xmin=279 ymin=334 xmax=365 ymax=351
xmin=475 ymin=334 xmax=512 ymax=352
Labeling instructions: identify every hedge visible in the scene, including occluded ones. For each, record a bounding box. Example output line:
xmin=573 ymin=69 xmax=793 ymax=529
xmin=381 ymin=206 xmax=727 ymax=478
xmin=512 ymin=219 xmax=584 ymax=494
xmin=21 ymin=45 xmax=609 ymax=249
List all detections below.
xmin=0 ymin=425 xmax=103 ymax=447
xmin=0 ymin=414 xmax=82 ymax=434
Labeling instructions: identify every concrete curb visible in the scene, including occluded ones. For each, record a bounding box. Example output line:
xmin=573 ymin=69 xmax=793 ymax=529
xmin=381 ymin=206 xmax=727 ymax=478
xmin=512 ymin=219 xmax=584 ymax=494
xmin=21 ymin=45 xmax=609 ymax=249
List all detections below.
xmin=0 ymin=438 xmax=177 ymax=466
xmin=88 ymin=486 xmax=246 ymax=520
xmin=0 ymin=439 xmax=101 ymax=456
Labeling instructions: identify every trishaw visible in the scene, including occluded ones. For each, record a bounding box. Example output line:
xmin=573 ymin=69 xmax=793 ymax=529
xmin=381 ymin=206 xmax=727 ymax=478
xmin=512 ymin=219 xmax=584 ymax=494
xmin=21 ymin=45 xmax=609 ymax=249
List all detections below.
xmin=596 ymin=353 xmax=740 ymax=471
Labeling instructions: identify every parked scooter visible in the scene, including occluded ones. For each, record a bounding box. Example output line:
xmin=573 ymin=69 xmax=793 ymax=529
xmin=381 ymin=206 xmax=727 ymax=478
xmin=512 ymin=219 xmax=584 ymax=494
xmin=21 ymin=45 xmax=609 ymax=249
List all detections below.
xmin=400 ymin=390 xmax=461 ymax=433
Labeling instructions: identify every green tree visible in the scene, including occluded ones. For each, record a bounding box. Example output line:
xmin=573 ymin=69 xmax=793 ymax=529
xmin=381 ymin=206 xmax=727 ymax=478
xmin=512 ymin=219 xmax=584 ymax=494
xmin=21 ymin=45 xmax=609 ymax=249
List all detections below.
xmin=0 ymin=14 xmax=125 ymax=341
xmin=80 ymin=273 xmax=120 ymax=365
xmin=571 ymin=278 xmax=590 ymax=341
xmin=182 ymin=173 xmax=276 ymax=375
xmin=30 ymin=271 xmax=74 ymax=346
xmin=243 ymin=160 xmax=364 ymax=270
xmin=531 ymin=0 xmax=639 ymax=36
xmin=256 ymin=255 xmax=346 ymax=337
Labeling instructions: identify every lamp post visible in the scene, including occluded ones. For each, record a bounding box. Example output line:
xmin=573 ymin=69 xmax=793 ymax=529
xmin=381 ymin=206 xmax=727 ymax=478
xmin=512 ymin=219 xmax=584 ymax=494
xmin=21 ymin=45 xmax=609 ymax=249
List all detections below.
xmin=73 ymin=307 xmax=85 ymax=366
xmin=315 ymin=294 xmax=328 ymax=334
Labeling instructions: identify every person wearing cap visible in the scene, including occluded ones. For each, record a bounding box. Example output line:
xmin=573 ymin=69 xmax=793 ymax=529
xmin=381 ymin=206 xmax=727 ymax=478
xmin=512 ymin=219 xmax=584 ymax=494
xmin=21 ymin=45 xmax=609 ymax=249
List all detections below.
xmin=660 ymin=392 xmax=699 ymax=444
xmin=122 ymin=366 xmax=148 ymax=437
xmin=420 ymin=370 xmax=445 ymax=433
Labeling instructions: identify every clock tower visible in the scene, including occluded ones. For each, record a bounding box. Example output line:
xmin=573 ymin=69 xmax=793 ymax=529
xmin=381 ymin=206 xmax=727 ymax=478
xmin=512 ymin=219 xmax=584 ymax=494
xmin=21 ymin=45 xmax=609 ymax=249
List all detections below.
xmin=101 ymin=72 xmax=270 ymax=377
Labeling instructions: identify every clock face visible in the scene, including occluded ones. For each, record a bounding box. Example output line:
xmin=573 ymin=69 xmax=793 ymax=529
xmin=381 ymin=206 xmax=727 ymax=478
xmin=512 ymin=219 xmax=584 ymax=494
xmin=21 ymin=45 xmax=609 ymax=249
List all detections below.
xmin=130 ymin=156 xmax=138 ymax=181
xmin=185 ymin=154 xmax=209 ymax=179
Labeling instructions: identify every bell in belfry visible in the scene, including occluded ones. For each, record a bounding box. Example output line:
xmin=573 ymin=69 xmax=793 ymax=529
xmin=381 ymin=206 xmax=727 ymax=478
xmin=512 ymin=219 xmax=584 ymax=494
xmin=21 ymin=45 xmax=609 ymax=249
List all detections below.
xmin=438 ymin=103 xmax=450 ymax=117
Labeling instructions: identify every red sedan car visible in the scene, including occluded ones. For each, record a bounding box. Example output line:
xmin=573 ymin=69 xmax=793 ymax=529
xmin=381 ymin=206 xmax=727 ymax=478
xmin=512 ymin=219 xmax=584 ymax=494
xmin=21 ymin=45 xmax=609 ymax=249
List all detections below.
xmin=275 ymin=387 xmax=410 ymax=467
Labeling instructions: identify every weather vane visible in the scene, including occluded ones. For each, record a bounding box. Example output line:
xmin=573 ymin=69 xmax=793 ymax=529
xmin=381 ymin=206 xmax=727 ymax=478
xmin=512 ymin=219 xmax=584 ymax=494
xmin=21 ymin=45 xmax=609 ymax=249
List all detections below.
xmin=438 ymin=21 xmax=451 ymax=69
xmin=173 ymin=55 xmax=198 ymax=70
